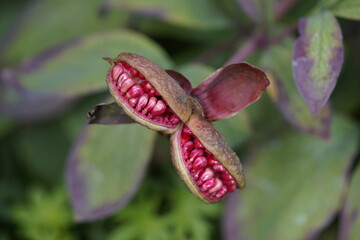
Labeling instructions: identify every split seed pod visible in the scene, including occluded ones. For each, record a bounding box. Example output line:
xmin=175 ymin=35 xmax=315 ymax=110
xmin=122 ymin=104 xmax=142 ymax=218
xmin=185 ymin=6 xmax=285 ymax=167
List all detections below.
xmin=105 ymin=53 xmax=193 ymax=134
xmin=171 ymin=113 xmax=245 ymax=203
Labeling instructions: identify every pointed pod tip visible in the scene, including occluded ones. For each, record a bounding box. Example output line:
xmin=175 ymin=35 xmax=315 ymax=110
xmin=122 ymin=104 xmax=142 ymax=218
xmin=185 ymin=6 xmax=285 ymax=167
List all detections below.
xmin=103 ymin=57 xmax=114 ymax=65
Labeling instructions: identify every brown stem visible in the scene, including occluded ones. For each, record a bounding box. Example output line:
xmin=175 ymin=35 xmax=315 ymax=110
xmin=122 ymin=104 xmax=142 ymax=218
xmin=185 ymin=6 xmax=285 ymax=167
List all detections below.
xmin=226 ymin=23 xmax=296 ymax=65
xmin=225 ymin=29 xmax=266 ymax=65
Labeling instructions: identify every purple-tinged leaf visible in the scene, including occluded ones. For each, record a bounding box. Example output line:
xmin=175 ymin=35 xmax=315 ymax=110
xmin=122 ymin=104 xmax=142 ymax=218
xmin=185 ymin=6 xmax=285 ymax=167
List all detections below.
xmin=0 ymin=30 xmax=172 ymax=121
xmin=331 ymin=0 xmax=360 ymax=21
xmin=165 ymin=70 xmax=193 ymax=94
xmin=222 ymin=114 xmax=359 ymax=240
xmin=66 ymin=124 xmax=156 ymax=221
xmin=262 ymin=40 xmax=331 ymax=138
xmin=293 ymin=11 xmax=344 ymax=115
xmin=88 ymin=102 xmax=134 ymax=125
xmin=191 ymin=63 xmax=269 ymax=121
xmin=340 ymin=165 xmax=360 ymax=240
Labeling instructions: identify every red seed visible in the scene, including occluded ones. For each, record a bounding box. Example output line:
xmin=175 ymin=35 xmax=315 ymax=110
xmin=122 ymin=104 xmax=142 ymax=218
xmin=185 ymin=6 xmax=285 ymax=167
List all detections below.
xmin=148 ymin=89 xmax=156 ymax=97
xmin=151 ymin=100 xmax=167 ymax=116
xmin=185 ymin=162 xmax=192 ymax=169
xmin=129 ymin=67 xmax=138 ymax=77
xmin=129 ymin=98 xmax=138 ymax=107
xmin=194 ymin=138 xmax=204 ymax=148
xmin=183 ymin=141 xmax=194 ymax=153
xmin=136 ymin=94 xmax=149 ymax=111
xmin=193 ymin=156 xmax=207 ymax=171
xmin=138 ymin=72 xmax=145 ymax=79
xmin=126 ymin=85 xmax=144 ymax=98
xmin=140 ymin=81 xmax=152 ymax=92
xmin=193 ymin=169 xmax=203 ymax=180
xmin=143 ymin=97 xmax=157 ymax=113
xmin=120 ymin=78 xmax=135 ymax=92
xmin=213 ymin=164 xmax=226 ymax=172
xmin=208 ymin=178 xmax=223 ymax=193
xmin=224 ymin=179 xmax=236 ymax=186
xmin=201 ymin=178 xmax=215 ymax=191
xmin=121 ymin=61 xmax=131 ymax=69
xmin=199 ymin=168 xmax=214 ymax=182
xmin=215 ymin=186 xmax=228 ymax=198
xmin=222 ymin=172 xmax=234 ymax=181
xmin=189 ymin=149 xmax=204 ymax=162
xmin=111 ymin=64 xmax=123 ymax=80
xmin=227 ymin=184 xmax=236 ymax=193
xmin=170 ymin=115 xmax=180 ymax=125
xmin=207 ymin=156 xmax=219 ymax=166
xmin=183 ymin=126 xmax=192 ymax=136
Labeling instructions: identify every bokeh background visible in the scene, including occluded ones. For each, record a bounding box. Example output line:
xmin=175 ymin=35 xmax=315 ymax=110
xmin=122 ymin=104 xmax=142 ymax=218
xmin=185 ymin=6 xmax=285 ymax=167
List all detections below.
xmin=0 ymin=0 xmax=359 ymax=240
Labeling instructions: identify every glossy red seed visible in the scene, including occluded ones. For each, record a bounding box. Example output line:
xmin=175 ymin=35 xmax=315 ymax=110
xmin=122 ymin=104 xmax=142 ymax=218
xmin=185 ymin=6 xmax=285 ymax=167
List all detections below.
xmin=121 ymin=61 xmax=131 ymax=69
xmin=213 ymin=164 xmax=226 ymax=172
xmin=227 ymin=184 xmax=236 ymax=193
xmin=126 ymin=85 xmax=144 ymax=98
xmin=129 ymin=97 xmax=138 ymax=107
xmin=208 ymin=178 xmax=223 ymax=193
xmin=183 ymin=126 xmax=192 ymax=136
xmin=207 ymin=157 xmax=219 ymax=166
xmin=201 ymin=178 xmax=215 ymax=191
xmin=222 ymin=172 xmax=234 ymax=181
xmin=143 ymin=97 xmax=157 ymax=113
xmin=151 ymin=100 xmax=167 ymax=116
xmin=193 ymin=169 xmax=203 ymax=180
xmin=183 ymin=141 xmax=194 ymax=153
xmin=140 ymin=81 xmax=152 ymax=92
xmin=120 ymin=78 xmax=135 ymax=92
xmin=193 ymin=156 xmax=207 ymax=171
xmin=112 ymin=64 xmax=123 ymax=80
xmin=138 ymin=72 xmax=145 ymax=79
xmin=194 ymin=138 xmax=204 ymax=148
xmin=130 ymin=68 xmax=138 ymax=77
xmin=215 ymin=186 xmax=228 ymax=198
xmin=199 ymin=168 xmax=214 ymax=182
xmin=224 ymin=179 xmax=236 ymax=186
xmin=136 ymin=94 xmax=149 ymax=111
xmin=189 ymin=149 xmax=204 ymax=162
xmin=170 ymin=115 xmax=180 ymax=125
xmin=118 ymin=72 xmax=130 ymax=85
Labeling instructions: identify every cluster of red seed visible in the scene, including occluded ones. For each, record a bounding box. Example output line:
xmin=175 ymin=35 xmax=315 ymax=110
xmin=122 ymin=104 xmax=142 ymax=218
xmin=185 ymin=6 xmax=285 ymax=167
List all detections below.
xmin=180 ymin=126 xmax=237 ymax=201
xmin=110 ymin=61 xmax=181 ymax=127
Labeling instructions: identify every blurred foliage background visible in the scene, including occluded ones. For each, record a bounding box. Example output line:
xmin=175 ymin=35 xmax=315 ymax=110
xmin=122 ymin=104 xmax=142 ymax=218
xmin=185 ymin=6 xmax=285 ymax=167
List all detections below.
xmin=0 ymin=0 xmax=359 ymax=240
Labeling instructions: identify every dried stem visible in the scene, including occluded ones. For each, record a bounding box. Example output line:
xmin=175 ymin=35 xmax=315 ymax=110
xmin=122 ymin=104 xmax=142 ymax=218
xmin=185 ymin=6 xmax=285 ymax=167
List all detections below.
xmin=225 ymin=29 xmax=265 ymax=65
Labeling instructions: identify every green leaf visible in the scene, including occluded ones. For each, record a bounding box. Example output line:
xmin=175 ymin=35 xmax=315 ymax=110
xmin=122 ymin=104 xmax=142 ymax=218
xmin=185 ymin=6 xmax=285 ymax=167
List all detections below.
xmin=225 ymin=114 xmax=359 ymax=240
xmin=105 ymin=0 xmax=229 ymax=30
xmin=16 ymin=121 xmax=71 ymax=185
xmin=293 ymin=10 xmax=344 ymax=115
xmin=20 ymin=30 xmax=172 ymax=98
xmin=1 ymin=30 xmax=172 ymax=121
xmin=67 ymin=124 xmax=156 ymax=221
xmin=262 ymin=39 xmax=331 ymax=138
xmin=340 ymin=166 xmax=360 ymax=240
xmin=331 ymin=0 xmax=360 ymax=20
xmin=1 ymin=0 xmax=128 ymax=64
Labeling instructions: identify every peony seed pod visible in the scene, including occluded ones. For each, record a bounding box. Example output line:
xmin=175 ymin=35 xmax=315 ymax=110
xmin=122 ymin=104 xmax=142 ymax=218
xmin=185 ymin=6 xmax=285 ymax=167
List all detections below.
xmin=171 ymin=113 xmax=245 ymax=203
xmin=105 ymin=53 xmax=193 ymax=134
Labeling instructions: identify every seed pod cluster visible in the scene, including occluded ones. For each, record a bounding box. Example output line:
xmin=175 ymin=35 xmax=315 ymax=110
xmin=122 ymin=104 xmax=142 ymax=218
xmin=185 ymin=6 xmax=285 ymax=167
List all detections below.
xmin=105 ymin=52 xmax=269 ymax=203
